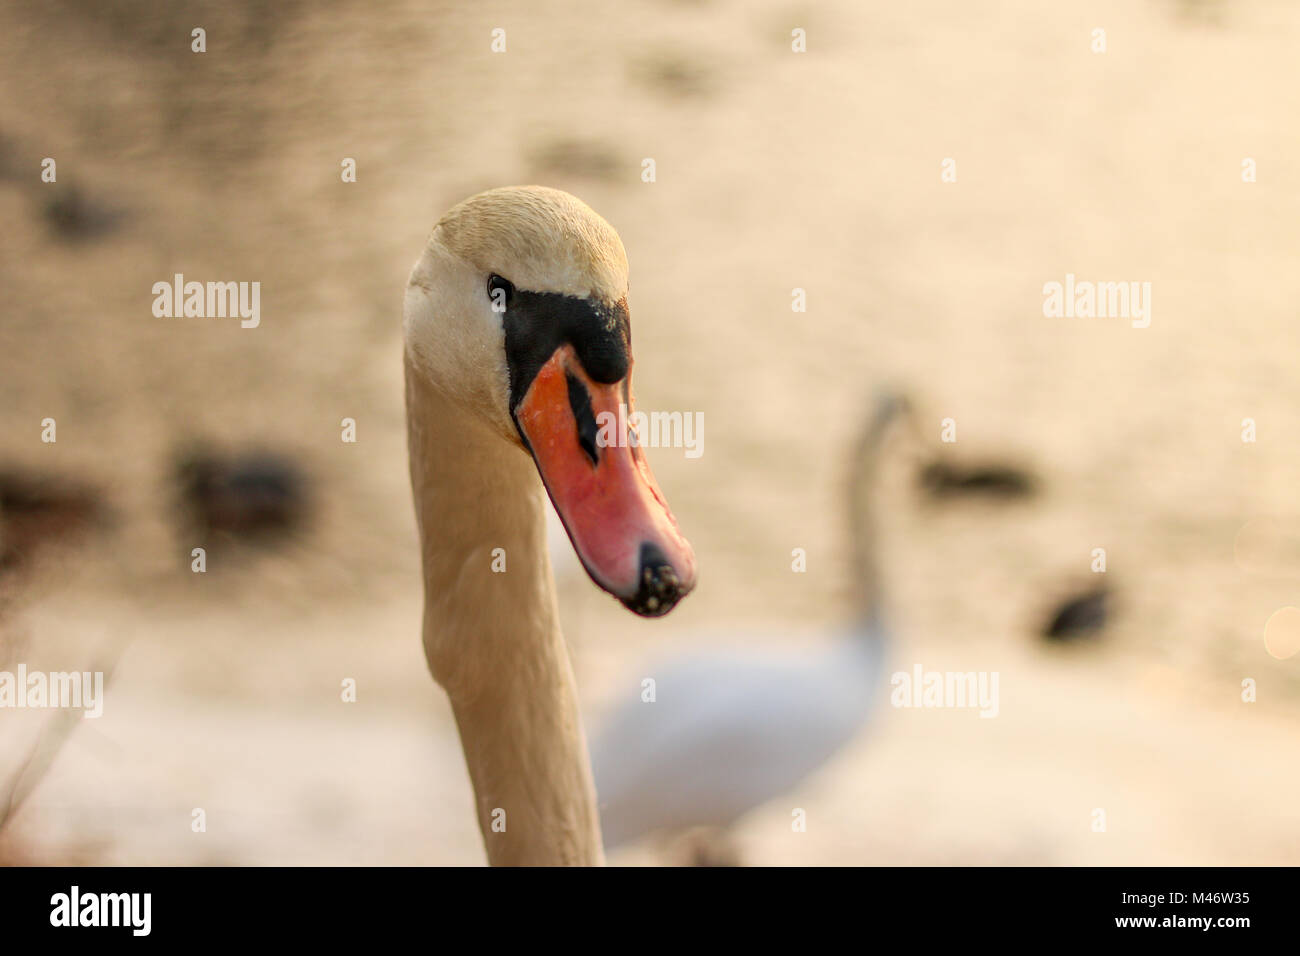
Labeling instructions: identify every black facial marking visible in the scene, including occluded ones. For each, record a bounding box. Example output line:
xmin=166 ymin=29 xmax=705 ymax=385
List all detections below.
xmin=502 ymin=289 xmax=630 ymax=418
xmin=566 ymin=370 xmax=600 ymax=467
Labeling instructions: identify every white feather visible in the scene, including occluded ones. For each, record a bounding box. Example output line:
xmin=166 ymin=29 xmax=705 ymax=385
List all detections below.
xmin=591 ymin=623 xmax=887 ymax=848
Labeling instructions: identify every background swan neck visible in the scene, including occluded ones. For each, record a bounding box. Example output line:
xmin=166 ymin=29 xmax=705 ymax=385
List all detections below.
xmin=405 ymin=352 xmax=604 ymax=865
xmin=847 ymin=394 xmax=909 ymax=628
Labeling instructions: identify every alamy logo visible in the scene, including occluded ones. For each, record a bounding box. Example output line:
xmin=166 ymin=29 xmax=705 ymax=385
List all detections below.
xmin=890 ymin=665 xmax=999 ymax=718
xmin=50 ymin=886 xmax=151 ymax=936
xmin=152 ymin=273 xmax=260 ymax=328
xmin=0 ymin=665 xmax=104 ymax=718
xmin=1042 ymin=273 xmax=1151 ymax=328
xmin=596 ymin=404 xmax=703 ymax=459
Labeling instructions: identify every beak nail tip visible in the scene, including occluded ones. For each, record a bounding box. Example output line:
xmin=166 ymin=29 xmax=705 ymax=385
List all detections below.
xmin=623 ymin=542 xmax=691 ymax=617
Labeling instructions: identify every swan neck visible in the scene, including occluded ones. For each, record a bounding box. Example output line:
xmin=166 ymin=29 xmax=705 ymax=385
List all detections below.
xmin=405 ymin=353 xmax=604 ymax=865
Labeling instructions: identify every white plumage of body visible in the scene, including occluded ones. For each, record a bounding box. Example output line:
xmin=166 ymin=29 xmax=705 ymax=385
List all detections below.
xmin=588 ymin=395 xmax=909 ymax=854
xmin=592 ymin=622 xmax=887 ymax=849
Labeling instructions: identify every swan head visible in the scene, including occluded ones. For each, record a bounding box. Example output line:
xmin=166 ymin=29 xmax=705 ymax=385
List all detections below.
xmin=404 ymin=186 xmax=696 ymax=617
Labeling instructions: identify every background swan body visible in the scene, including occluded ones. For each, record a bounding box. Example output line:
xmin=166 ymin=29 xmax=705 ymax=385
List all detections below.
xmin=591 ymin=395 xmax=909 ymax=856
xmin=593 ymin=624 xmax=886 ymax=849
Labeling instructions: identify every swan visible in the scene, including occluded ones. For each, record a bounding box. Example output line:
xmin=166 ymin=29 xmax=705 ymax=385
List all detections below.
xmin=403 ymin=186 xmax=697 ymax=866
xmin=590 ymin=395 xmax=910 ymax=859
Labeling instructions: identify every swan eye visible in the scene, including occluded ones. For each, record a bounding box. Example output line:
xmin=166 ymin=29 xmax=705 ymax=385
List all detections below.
xmin=487 ymin=274 xmax=514 ymax=312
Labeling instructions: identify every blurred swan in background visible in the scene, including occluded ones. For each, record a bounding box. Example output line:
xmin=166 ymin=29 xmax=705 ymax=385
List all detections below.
xmin=591 ymin=395 xmax=912 ymax=861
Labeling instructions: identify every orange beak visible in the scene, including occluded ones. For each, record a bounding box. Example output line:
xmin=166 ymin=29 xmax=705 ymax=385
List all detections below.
xmin=514 ymin=345 xmax=696 ymax=616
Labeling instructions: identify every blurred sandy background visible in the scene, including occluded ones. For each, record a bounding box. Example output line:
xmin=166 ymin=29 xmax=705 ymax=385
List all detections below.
xmin=1 ymin=0 xmax=1298 ymax=865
